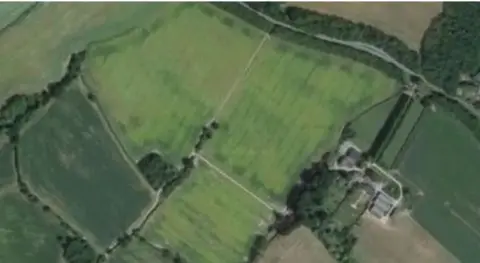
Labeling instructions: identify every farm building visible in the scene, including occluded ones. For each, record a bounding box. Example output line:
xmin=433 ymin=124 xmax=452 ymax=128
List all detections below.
xmin=368 ymin=191 xmax=396 ymax=221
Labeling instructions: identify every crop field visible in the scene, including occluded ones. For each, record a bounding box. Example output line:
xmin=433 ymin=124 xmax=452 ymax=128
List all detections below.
xmin=354 ymin=212 xmax=459 ymax=263
xmin=0 ymin=143 xmax=14 ymax=188
xmin=397 ymin=107 xmax=480 ymax=263
xmin=142 ymin=162 xmax=271 ymax=263
xmin=259 ymin=226 xmax=336 ymax=263
xmin=18 ymin=86 xmax=153 ymax=248
xmin=349 ymin=94 xmax=399 ymax=151
xmin=109 ymin=238 xmax=171 ymax=263
xmin=205 ymin=36 xmax=398 ymax=199
xmin=0 ymin=2 xmax=164 ymax=104
xmin=290 ymin=2 xmax=442 ymax=49
xmin=0 ymin=192 xmax=65 ymax=263
xmin=0 ymin=2 xmax=34 ymax=30
xmin=380 ymin=100 xmax=424 ymax=167
xmin=84 ymin=3 xmax=267 ymax=160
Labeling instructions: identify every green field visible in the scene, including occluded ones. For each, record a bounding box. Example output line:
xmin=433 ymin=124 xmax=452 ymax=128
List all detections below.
xmin=331 ymin=188 xmax=367 ymax=227
xmin=0 ymin=192 xmax=64 ymax=263
xmin=142 ymin=162 xmax=271 ymax=263
xmin=84 ymin=3 xmax=267 ymax=160
xmin=205 ymin=37 xmax=398 ymax=199
xmin=380 ymin=100 xmax=424 ymax=167
xmin=398 ymin=107 xmax=480 ymax=263
xmin=110 ymin=238 xmax=175 ymax=263
xmin=0 ymin=143 xmax=14 ymax=188
xmin=0 ymin=2 xmax=34 ymax=30
xmin=0 ymin=2 xmax=164 ymax=104
xmin=18 ymin=86 xmax=152 ymax=248
xmin=349 ymin=94 xmax=399 ymax=151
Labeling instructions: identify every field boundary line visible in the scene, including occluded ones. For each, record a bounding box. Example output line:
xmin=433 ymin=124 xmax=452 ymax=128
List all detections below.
xmin=402 ymin=213 xmax=463 ymax=263
xmin=196 ymin=153 xmax=277 ymax=211
xmin=0 ymin=183 xmax=16 ymax=199
xmin=448 ymin=207 xmax=480 ymax=239
xmin=78 ymin=76 xmax=156 ymax=198
xmin=213 ymin=32 xmax=270 ymax=119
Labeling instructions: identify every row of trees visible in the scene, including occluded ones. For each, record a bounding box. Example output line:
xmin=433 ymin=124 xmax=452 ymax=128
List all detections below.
xmin=137 ymin=152 xmax=178 ymax=190
xmin=247 ymin=3 xmax=419 ymax=72
xmin=211 ymin=2 xmax=273 ymax=32
xmin=421 ymin=3 xmax=480 ymax=94
xmin=213 ymin=2 xmax=407 ymax=83
xmin=194 ymin=120 xmax=219 ymax=152
xmin=269 ymin=26 xmax=405 ymax=82
xmin=136 ymin=235 xmax=188 ymax=263
xmin=0 ymin=50 xmax=86 ymax=141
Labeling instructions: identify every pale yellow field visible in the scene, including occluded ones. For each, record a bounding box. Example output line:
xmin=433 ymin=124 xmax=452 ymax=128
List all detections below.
xmin=354 ymin=212 xmax=460 ymax=263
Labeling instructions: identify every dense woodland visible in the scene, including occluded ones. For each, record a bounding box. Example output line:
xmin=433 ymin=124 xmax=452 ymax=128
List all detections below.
xmin=421 ymin=3 xmax=480 ymax=94
xmin=272 ymin=155 xmax=359 ymax=263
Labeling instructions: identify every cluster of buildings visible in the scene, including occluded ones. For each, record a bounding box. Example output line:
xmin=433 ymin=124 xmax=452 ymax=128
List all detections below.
xmin=331 ymin=141 xmax=401 ymax=223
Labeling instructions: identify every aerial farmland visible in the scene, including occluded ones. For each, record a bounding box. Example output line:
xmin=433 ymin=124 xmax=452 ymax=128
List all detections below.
xmin=0 ymin=2 xmax=479 ymax=263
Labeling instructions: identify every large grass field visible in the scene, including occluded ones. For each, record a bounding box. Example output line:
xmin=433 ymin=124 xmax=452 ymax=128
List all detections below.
xmin=142 ymin=162 xmax=271 ymax=263
xmin=0 ymin=192 xmax=64 ymax=263
xmin=18 ymin=85 xmax=153 ymax=248
xmin=205 ymin=37 xmax=398 ymax=199
xmin=0 ymin=143 xmax=14 ymax=188
xmin=0 ymin=2 xmax=164 ymax=104
xmin=0 ymin=2 xmax=34 ymax=30
xmin=84 ymin=3 xmax=267 ymax=160
xmin=397 ymin=107 xmax=480 ymax=263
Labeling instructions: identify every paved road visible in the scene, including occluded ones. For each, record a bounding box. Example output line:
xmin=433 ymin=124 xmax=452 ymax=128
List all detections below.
xmin=240 ymin=3 xmax=480 ymax=119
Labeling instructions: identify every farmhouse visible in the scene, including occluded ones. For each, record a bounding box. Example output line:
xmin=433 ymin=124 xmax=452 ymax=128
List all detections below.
xmin=336 ymin=141 xmax=363 ymax=169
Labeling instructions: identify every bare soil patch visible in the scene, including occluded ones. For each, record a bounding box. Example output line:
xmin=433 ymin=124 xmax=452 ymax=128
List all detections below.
xmin=259 ymin=226 xmax=336 ymax=263
xmin=354 ymin=211 xmax=459 ymax=263
xmin=289 ymin=2 xmax=442 ymax=49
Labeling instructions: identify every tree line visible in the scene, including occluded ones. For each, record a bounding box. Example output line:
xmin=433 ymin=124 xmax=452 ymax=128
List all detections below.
xmin=268 ymin=153 xmax=360 ymax=263
xmin=0 ymin=50 xmax=86 ymax=142
xmin=212 ymin=2 xmax=407 ymax=83
xmin=421 ymin=3 xmax=480 ymax=94
xmin=247 ymin=2 xmax=420 ymax=72
xmin=2 ymin=50 xmax=100 ymax=263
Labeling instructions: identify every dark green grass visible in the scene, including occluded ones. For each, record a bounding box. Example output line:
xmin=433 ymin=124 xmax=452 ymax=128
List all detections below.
xmin=0 ymin=143 xmax=14 ymax=187
xmin=349 ymin=94 xmax=399 ymax=151
xmin=398 ymin=107 xmax=480 ymax=263
xmin=0 ymin=192 xmax=64 ymax=263
xmin=110 ymin=238 xmax=171 ymax=263
xmin=19 ymin=85 xmax=152 ymax=247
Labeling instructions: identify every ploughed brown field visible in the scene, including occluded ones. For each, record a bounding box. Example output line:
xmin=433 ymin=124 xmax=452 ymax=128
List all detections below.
xmin=289 ymin=2 xmax=442 ymax=49
xmin=354 ymin=211 xmax=460 ymax=263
